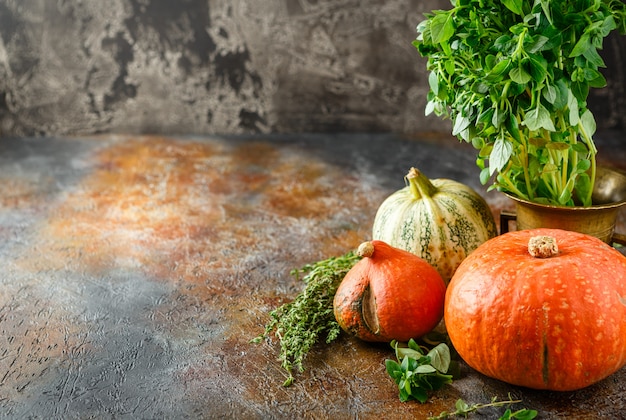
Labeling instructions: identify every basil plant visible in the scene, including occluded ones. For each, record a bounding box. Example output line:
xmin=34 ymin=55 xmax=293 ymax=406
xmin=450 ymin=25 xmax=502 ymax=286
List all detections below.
xmin=414 ymin=0 xmax=626 ymax=206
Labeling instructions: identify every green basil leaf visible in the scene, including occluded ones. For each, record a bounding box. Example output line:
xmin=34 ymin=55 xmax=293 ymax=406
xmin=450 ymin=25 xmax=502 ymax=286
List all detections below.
xmin=427 ymin=343 xmax=451 ymax=373
xmin=584 ymin=67 xmax=607 ymax=88
xmin=510 ymin=66 xmax=532 ymax=84
xmin=485 ymin=54 xmax=497 ymax=70
xmin=412 ymin=387 xmax=429 ymax=403
xmin=385 ymin=359 xmax=402 ymax=376
xmin=444 ymin=59 xmax=455 ymax=76
xmin=582 ymin=67 xmax=601 ymax=81
xmin=452 ymin=113 xmax=471 ymax=136
xmin=502 ymin=0 xmax=524 ymax=16
xmin=600 ymin=15 xmax=617 ymax=36
xmin=508 ymin=81 xmax=526 ymax=97
xmin=492 ymin=106 xmax=506 ymax=128
xmin=527 ymin=54 xmax=548 ymax=83
xmin=408 ymin=357 xmax=420 ymax=371
xmin=541 ymin=162 xmax=558 ymax=174
xmin=479 ymin=143 xmax=493 ymax=158
xmin=572 ymin=80 xmax=590 ymax=103
xmin=576 ymin=159 xmax=591 ymax=172
xmin=478 ymin=108 xmax=495 ymax=124
xmin=428 ymin=71 xmax=439 ymax=95
xmin=471 ymin=136 xmax=485 ymax=150
xmin=529 ymin=137 xmax=547 ymax=149
xmin=398 ymin=388 xmax=410 ymax=403
xmin=415 ymin=365 xmax=437 ymax=374
xmin=430 ymin=373 xmax=453 ymax=391
xmin=580 ymin=109 xmax=597 ymax=138
xmin=472 ymin=80 xmax=489 ymax=94
xmin=401 ymin=355 xmax=410 ymax=371
xmin=490 ymin=137 xmax=513 ymax=173
xmin=486 ymin=58 xmax=511 ymax=81
xmin=523 ymin=103 xmax=556 ymax=131
xmin=516 ymin=410 xmax=539 ymax=420
xmin=569 ymin=32 xmax=590 ymax=58
xmin=571 ymin=143 xmax=589 ymax=155
xmin=539 ymin=26 xmax=562 ymax=50
xmin=430 ymin=12 xmax=455 ymax=44
xmin=525 ymin=35 xmax=550 ymax=53
xmin=493 ymin=35 xmax=514 ymax=53
xmin=505 ymin=112 xmax=521 ymax=142
xmin=552 ymin=79 xmax=569 ymax=109
xmin=398 ymin=378 xmax=408 ymax=393
xmin=479 ymin=167 xmax=491 ymax=185
xmin=396 ymin=347 xmax=423 ymax=360
xmin=538 ymin=0 xmax=551 ymax=24
xmin=425 ymin=100 xmax=436 ymax=116
xmin=542 ymin=84 xmax=557 ymax=104
xmin=545 ymin=142 xmax=569 ymax=151
xmin=567 ymin=89 xmax=580 ymax=126
xmin=582 ymin=45 xmax=606 ymax=68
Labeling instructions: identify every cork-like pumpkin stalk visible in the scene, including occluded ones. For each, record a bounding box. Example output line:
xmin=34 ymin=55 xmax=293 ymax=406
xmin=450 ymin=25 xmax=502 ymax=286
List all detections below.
xmin=445 ymin=228 xmax=626 ymax=391
xmin=333 ymin=240 xmax=446 ymax=342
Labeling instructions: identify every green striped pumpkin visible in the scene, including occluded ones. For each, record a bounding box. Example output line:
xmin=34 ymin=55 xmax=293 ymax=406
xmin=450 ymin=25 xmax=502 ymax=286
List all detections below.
xmin=372 ymin=167 xmax=497 ymax=283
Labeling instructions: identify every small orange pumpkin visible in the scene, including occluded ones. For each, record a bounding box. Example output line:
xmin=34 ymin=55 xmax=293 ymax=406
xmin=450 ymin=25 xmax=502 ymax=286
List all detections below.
xmin=445 ymin=228 xmax=626 ymax=391
xmin=333 ymin=240 xmax=446 ymax=342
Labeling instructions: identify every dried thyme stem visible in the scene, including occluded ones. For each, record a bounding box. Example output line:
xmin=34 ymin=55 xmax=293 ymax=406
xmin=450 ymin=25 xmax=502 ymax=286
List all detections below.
xmin=253 ymin=251 xmax=360 ymax=386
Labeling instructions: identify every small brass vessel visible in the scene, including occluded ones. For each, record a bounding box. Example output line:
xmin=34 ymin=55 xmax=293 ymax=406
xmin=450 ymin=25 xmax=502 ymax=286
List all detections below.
xmin=501 ymin=166 xmax=626 ymax=245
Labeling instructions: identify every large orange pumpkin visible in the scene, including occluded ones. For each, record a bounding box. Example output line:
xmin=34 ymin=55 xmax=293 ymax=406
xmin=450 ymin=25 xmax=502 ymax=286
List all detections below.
xmin=445 ymin=228 xmax=626 ymax=391
xmin=334 ymin=240 xmax=446 ymax=342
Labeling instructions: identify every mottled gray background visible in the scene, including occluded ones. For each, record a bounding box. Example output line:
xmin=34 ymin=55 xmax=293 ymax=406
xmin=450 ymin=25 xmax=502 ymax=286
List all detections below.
xmin=0 ymin=0 xmax=624 ymax=137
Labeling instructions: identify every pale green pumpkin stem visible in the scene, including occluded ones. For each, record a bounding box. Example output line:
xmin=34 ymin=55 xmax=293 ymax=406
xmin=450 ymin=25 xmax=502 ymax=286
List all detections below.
xmin=406 ymin=167 xmax=437 ymax=200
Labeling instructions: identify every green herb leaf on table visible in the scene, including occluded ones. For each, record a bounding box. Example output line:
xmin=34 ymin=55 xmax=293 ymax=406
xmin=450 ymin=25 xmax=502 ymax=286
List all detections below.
xmin=252 ymin=251 xmax=360 ymax=386
xmin=386 ymin=340 xmax=537 ymax=419
xmin=385 ymin=339 xmax=453 ymax=403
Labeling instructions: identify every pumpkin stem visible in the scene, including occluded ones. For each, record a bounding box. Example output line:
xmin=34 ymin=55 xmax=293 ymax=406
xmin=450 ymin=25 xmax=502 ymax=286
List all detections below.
xmin=528 ymin=235 xmax=559 ymax=258
xmin=357 ymin=241 xmax=375 ymax=258
xmin=406 ymin=167 xmax=438 ymax=200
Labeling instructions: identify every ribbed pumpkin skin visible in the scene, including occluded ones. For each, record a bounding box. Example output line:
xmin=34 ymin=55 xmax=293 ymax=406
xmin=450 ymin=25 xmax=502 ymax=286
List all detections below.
xmin=333 ymin=240 xmax=446 ymax=342
xmin=445 ymin=228 xmax=626 ymax=391
xmin=372 ymin=172 xmax=497 ymax=283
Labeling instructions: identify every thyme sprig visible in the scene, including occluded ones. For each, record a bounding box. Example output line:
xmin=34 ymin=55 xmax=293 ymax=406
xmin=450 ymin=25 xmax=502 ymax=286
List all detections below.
xmin=253 ymin=251 xmax=360 ymax=386
xmin=429 ymin=395 xmax=538 ymax=420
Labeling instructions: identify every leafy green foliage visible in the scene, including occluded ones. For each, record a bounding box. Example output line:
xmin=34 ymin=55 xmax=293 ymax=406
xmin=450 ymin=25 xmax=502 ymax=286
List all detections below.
xmin=414 ymin=0 xmax=626 ymax=206
xmin=252 ymin=252 xmax=360 ymax=386
xmin=386 ymin=339 xmax=537 ymax=417
xmin=429 ymin=395 xmax=538 ymax=419
xmin=385 ymin=339 xmax=454 ymax=403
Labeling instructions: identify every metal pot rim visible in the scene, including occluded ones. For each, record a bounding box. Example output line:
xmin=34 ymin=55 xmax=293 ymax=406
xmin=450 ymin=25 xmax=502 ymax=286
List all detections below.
xmin=504 ymin=192 xmax=626 ymax=211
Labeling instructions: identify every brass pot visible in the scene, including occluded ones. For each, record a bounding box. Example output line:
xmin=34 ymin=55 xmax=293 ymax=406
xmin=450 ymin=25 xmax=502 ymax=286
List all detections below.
xmin=501 ymin=166 xmax=626 ymax=246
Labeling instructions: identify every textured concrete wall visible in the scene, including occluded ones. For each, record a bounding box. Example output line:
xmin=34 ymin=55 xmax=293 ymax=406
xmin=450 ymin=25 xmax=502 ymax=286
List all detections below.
xmin=0 ymin=0 xmax=624 ymax=137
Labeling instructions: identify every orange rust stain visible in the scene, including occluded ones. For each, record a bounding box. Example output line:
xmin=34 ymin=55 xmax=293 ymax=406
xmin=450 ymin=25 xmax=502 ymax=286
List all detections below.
xmin=16 ymin=137 xmax=382 ymax=288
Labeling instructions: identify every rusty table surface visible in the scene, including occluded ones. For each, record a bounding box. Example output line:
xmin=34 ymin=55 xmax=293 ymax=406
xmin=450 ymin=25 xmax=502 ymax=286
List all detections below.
xmin=0 ymin=132 xmax=625 ymax=419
